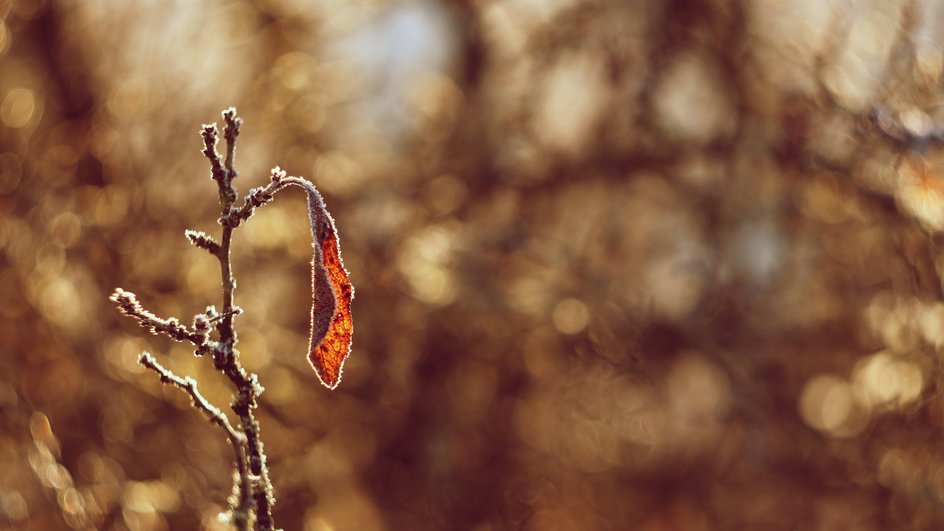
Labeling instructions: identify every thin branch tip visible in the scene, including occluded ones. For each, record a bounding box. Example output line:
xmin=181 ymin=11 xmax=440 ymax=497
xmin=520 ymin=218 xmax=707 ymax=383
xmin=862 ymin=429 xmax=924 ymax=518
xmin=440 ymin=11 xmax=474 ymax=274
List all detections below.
xmin=185 ymin=229 xmax=222 ymax=255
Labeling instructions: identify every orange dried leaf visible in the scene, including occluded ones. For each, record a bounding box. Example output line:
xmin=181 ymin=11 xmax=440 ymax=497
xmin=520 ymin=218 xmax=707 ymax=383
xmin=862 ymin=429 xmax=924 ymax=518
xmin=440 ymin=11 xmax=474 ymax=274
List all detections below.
xmin=302 ymin=184 xmax=354 ymax=389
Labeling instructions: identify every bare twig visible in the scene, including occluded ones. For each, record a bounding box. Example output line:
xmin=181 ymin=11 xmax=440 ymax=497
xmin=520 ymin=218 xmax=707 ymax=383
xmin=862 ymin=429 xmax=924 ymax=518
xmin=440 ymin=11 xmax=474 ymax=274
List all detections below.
xmin=185 ymin=229 xmax=223 ymax=256
xmin=138 ymin=352 xmax=253 ymax=529
xmin=206 ymin=307 xmax=244 ymax=324
xmin=138 ymin=352 xmax=246 ymax=449
xmin=109 ymin=288 xmax=212 ymax=347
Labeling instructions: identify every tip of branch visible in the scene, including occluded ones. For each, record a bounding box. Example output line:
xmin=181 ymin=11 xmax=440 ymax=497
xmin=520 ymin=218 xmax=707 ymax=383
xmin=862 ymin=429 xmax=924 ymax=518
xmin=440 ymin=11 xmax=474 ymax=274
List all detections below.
xmin=201 ymin=123 xmax=218 ymax=140
xmin=185 ymin=229 xmax=222 ymax=256
xmin=222 ymin=107 xmax=243 ymax=141
xmin=110 ymin=287 xmax=139 ymax=312
xmin=270 ymin=166 xmax=286 ymax=184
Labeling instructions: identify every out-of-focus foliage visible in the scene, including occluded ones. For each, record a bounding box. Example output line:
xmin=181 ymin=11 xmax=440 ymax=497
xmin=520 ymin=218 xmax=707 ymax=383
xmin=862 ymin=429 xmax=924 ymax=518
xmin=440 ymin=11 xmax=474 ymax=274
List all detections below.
xmin=6 ymin=0 xmax=944 ymax=529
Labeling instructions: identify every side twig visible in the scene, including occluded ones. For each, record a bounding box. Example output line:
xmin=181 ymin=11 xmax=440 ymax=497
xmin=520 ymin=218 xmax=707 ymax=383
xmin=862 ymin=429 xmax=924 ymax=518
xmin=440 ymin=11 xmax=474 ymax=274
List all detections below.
xmin=109 ymin=288 xmax=214 ymax=352
xmin=138 ymin=351 xmax=253 ymax=526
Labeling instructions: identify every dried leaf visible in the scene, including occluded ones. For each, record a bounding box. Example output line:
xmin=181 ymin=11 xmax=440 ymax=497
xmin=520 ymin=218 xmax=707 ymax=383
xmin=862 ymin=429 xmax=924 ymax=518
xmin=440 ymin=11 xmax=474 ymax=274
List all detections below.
xmin=300 ymin=183 xmax=354 ymax=389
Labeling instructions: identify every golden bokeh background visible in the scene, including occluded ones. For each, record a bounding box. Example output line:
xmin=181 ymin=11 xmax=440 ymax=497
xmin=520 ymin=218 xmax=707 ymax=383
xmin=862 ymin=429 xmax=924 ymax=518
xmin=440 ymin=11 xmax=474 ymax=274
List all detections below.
xmin=5 ymin=0 xmax=944 ymax=529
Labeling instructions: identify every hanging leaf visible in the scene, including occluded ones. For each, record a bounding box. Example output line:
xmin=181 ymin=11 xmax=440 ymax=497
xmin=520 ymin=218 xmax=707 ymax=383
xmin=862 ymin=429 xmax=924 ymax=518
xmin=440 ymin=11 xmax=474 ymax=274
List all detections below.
xmin=295 ymin=181 xmax=354 ymax=389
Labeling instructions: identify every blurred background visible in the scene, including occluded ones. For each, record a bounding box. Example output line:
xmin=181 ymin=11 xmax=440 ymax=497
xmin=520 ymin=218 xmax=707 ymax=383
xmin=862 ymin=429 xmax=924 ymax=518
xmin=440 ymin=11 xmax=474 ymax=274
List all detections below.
xmin=5 ymin=0 xmax=944 ymax=529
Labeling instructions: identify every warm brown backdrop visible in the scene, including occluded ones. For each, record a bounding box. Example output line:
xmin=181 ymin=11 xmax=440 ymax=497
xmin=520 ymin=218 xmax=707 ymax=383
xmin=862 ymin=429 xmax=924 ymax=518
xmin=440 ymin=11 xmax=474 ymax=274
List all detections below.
xmin=4 ymin=0 xmax=944 ymax=529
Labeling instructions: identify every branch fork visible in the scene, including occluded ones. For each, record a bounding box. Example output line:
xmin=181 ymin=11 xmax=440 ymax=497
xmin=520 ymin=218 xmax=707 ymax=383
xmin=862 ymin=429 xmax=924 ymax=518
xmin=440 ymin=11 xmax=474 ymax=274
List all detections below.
xmin=110 ymin=108 xmax=281 ymax=531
